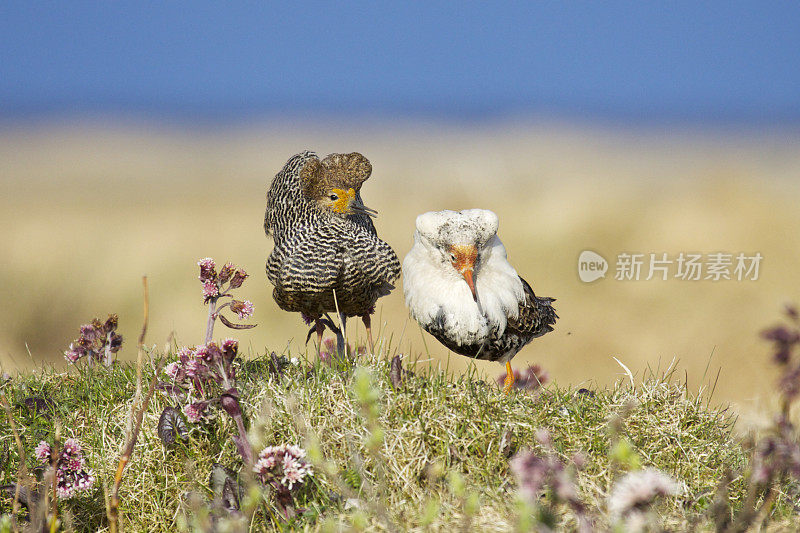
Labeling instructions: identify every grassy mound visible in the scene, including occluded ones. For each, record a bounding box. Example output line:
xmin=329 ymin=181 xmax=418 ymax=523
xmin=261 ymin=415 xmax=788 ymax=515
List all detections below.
xmin=0 ymin=351 xmax=795 ymax=531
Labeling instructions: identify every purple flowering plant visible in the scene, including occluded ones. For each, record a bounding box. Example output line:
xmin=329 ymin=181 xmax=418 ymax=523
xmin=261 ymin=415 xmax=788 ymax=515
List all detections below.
xmin=197 ymin=258 xmax=255 ymax=344
xmin=761 ymin=303 xmax=800 ymax=415
xmin=710 ymin=303 xmax=800 ymax=531
xmin=165 ymin=339 xmax=253 ymax=464
xmin=510 ymin=430 xmax=593 ymax=532
xmin=317 ymin=338 xmax=367 ymax=366
xmin=495 ymin=364 xmax=549 ymax=393
xmin=746 ymin=304 xmax=800 ymax=490
xmin=158 ymin=259 xmax=258 ymax=466
xmin=63 ymin=314 xmax=123 ymax=367
xmin=253 ymin=444 xmax=314 ymax=519
xmin=34 ymin=438 xmax=95 ymax=500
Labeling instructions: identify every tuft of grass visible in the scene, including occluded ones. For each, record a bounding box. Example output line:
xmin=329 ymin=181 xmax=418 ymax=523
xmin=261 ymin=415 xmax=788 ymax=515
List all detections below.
xmin=0 ymin=349 xmax=796 ymax=531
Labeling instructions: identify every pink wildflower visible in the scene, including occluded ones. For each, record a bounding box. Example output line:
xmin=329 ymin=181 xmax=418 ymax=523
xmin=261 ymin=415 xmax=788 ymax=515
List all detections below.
xmin=286 ymin=444 xmax=306 ymax=458
xmin=79 ymin=324 xmax=99 ymax=341
xmin=255 ymin=453 xmax=277 ymax=471
xmin=253 ymin=444 xmax=313 ymax=490
xmin=218 ymin=262 xmax=235 ymax=282
xmin=184 ymin=358 xmax=208 ymax=380
xmin=56 ymin=466 xmax=95 ymax=499
xmin=229 ymin=268 xmax=248 ymax=289
xmin=608 ymin=468 xmax=682 ymax=521
xmin=62 ymin=438 xmax=82 ymax=456
xmin=221 ymin=338 xmax=239 ymax=362
xmin=184 ymin=401 xmax=209 ymax=423
xmin=222 ymin=338 xmax=239 ymax=353
xmin=230 ymin=300 xmax=254 ymax=320
xmin=194 ymin=344 xmax=211 ymax=361
xmin=164 ymin=361 xmax=180 ymax=380
xmin=64 ymin=343 xmax=84 ymax=363
xmin=198 ymin=257 xmax=216 ymax=281
xmin=202 ymin=342 xmax=222 ymax=362
xmin=37 ymin=438 xmax=95 ymax=500
xmin=34 ymin=441 xmax=51 ymax=461
xmin=202 ymin=280 xmax=219 ymax=300
xmin=177 ymin=346 xmax=194 ymax=363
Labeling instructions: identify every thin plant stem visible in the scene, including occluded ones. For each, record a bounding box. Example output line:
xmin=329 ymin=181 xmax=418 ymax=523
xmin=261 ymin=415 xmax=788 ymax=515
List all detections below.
xmin=205 ymin=296 xmax=217 ymax=344
xmin=108 ymin=275 xmax=159 ymax=533
xmin=215 ymin=360 xmax=254 ymax=466
xmin=230 ymin=402 xmax=254 ymax=467
xmin=108 ymin=359 xmax=163 ymax=532
xmin=48 ymin=430 xmax=60 ymax=533
xmin=331 ymin=289 xmax=347 ymax=357
xmin=104 ymin=332 xmax=113 ymax=367
xmin=0 ymin=394 xmax=26 ymax=533
xmin=135 ymin=276 xmax=148 ymax=399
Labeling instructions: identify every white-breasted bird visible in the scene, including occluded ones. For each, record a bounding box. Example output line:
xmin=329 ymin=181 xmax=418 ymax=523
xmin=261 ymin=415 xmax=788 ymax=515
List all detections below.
xmin=402 ymin=209 xmax=557 ymax=393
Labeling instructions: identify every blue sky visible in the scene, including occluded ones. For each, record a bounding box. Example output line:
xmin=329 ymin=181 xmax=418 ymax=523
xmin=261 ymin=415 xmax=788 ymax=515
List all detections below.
xmin=2 ymin=2 xmax=799 ymax=124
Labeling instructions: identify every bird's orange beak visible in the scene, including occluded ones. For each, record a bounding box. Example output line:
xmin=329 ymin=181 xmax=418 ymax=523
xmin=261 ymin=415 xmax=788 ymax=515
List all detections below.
xmin=461 ymin=269 xmax=477 ymax=301
xmin=449 ymin=244 xmax=478 ymax=301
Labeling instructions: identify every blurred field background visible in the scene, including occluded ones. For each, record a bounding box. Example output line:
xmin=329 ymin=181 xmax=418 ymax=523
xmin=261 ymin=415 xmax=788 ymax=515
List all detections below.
xmin=3 ymin=2 xmax=800 ymax=417
xmin=2 ymin=120 xmax=799 ymax=415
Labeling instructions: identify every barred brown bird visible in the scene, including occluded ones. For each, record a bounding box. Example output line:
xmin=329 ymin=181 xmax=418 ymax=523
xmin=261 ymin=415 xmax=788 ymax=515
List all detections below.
xmin=402 ymin=209 xmax=557 ymax=393
xmin=264 ymin=151 xmax=400 ymax=353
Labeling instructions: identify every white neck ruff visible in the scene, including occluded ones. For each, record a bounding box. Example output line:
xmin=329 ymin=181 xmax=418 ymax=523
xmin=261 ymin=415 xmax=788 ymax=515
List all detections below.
xmin=403 ymin=234 xmax=525 ymax=346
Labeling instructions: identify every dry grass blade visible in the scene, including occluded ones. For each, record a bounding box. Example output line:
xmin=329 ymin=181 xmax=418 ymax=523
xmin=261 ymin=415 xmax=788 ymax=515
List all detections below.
xmin=135 ymin=276 xmax=149 ymax=401
xmin=47 ymin=430 xmax=60 ymax=533
xmin=612 ymin=356 xmax=635 ymax=388
xmin=107 ymin=366 xmax=162 ymax=532
xmin=331 ymin=288 xmax=348 ymax=357
xmin=108 ymin=275 xmax=163 ymax=533
xmin=0 ymin=394 xmax=27 ymax=532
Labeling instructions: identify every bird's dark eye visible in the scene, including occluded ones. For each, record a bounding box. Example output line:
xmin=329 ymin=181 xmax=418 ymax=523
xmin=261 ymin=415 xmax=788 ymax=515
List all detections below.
xmin=449 ymin=253 xmax=456 ymax=262
xmin=329 ymin=194 xmax=339 ymax=201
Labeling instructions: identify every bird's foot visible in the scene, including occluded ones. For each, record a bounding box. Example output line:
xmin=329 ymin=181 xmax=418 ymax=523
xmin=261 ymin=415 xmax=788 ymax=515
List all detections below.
xmin=320 ymin=313 xmax=349 ymax=357
xmin=304 ymin=317 xmax=342 ymax=344
xmin=320 ymin=314 xmax=342 ymax=337
xmin=304 ymin=325 xmax=317 ymax=345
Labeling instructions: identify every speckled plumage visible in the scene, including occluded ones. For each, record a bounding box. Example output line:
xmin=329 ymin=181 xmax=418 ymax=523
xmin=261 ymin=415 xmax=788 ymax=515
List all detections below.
xmin=264 ymin=151 xmax=376 ymax=243
xmin=267 ymin=216 xmax=399 ymax=316
xmin=403 ymin=209 xmax=557 ymax=367
xmin=264 ymin=151 xmax=400 ymax=323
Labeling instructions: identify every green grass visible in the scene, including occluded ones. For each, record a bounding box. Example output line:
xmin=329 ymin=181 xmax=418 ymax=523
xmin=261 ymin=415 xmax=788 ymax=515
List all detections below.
xmin=0 ymin=349 xmax=796 ymax=531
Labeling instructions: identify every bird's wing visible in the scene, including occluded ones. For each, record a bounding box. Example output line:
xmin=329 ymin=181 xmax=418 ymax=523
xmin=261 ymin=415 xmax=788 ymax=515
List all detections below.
xmin=266 ymin=222 xmax=400 ymax=294
xmin=264 ymin=151 xmax=317 ymax=240
xmin=266 ymin=227 xmax=343 ymax=293
xmin=338 ymin=223 xmax=401 ymax=295
xmin=505 ymin=276 xmax=558 ymax=340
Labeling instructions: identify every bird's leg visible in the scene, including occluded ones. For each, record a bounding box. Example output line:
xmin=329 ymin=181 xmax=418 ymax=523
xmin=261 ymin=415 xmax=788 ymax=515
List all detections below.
xmin=315 ymin=319 xmax=325 ymax=356
xmin=304 ymin=316 xmax=327 ymax=356
xmin=362 ymin=314 xmax=374 ymax=354
xmin=336 ymin=313 xmax=347 ymax=357
xmin=322 ymin=313 xmax=347 ymax=359
xmin=503 ymin=361 xmax=516 ymax=394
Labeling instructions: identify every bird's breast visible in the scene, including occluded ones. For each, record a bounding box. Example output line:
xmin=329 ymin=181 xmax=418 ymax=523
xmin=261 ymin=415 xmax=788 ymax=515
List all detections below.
xmin=403 ymin=255 xmax=491 ymax=345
